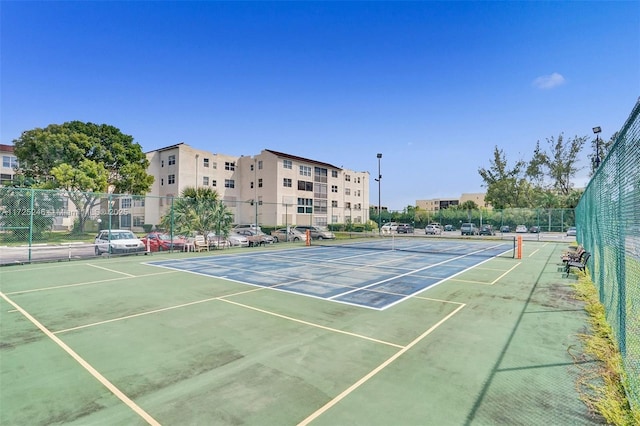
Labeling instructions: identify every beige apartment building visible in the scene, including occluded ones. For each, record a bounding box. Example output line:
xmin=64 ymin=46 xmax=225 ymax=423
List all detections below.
xmin=145 ymin=143 xmax=370 ymax=228
xmin=0 ymin=144 xmax=18 ymax=185
xmin=416 ymin=192 xmax=490 ymax=212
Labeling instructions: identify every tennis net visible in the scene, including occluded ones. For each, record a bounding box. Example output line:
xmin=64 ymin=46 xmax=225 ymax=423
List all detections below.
xmin=311 ymin=234 xmax=515 ymax=258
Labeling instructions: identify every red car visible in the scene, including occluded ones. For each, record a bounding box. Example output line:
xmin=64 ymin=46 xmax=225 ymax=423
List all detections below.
xmin=140 ymin=232 xmax=173 ymax=252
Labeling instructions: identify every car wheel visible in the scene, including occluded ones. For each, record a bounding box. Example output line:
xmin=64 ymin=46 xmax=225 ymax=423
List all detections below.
xmin=273 ymin=237 xmax=279 ymax=243
xmin=317 ymin=236 xmax=323 ymax=240
xmin=293 ymin=237 xmax=300 ymax=241
xmin=95 ymin=246 xmax=101 ymax=255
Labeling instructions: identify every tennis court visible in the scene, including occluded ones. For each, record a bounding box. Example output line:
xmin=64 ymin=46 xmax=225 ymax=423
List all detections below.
xmin=1 ymin=238 xmax=600 ymax=425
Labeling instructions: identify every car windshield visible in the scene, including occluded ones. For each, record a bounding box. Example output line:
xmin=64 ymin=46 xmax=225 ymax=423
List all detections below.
xmin=112 ymin=232 xmax=134 ymax=240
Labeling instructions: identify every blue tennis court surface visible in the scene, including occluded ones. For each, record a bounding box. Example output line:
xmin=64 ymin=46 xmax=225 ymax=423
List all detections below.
xmin=147 ymin=240 xmax=513 ymax=310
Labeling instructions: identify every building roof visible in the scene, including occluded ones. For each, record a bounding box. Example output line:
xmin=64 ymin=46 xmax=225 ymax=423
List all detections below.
xmin=0 ymin=144 xmax=15 ymax=153
xmin=145 ymin=142 xmax=185 ymax=154
xmin=264 ymin=149 xmax=342 ymax=170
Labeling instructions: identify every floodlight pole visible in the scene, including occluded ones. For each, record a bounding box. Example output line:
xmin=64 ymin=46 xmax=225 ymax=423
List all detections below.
xmin=593 ymin=126 xmax=602 ymax=169
xmin=375 ymin=153 xmax=382 ymax=234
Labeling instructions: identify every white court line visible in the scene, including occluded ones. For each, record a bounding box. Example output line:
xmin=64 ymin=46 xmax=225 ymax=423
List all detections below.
xmin=54 ymin=287 xmax=264 ymax=334
xmin=297 ymin=302 xmax=467 ymax=426
xmin=328 ymin=244 xmax=507 ymax=301
xmin=87 ymin=263 xmax=136 ymax=277
xmin=219 ymin=298 xmax=403 ymax=348
xmin=491 ymin=262 xmax=522 ymax=284
xmin=5 ymin=270 xmax=177 ymax=295
xmin=528 ymin=242 xmax=549 ymax=257
xmin=0 ymin=291 xmax=160 ymax=426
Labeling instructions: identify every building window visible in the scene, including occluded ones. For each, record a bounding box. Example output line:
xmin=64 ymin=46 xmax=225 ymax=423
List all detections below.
xmin=356 ymin=177 xmax=361 ymax=184
xmin=356 ymin=190 xmax=361 ymax=197
xmin=345 ymin=174 xmax=351 ymax=182
xmin=299 ymin=165 xmax=311 ymax=176
xmin=298 ymin=180 xmax=313 ymax=191
xmin=314 ymin=199 xmax=327 ymax=214
xmin=225 ymin=162 xmax=235 ymax=171
xmin=133 ymin=216 xmax=145 ymax=227
xmin=297 ymin=198 xmax=313 ymax=214
xmin=331 ymin=185 xmax=338 ymax=193
xmin=250 ymin=164 xmax=254 ymax=171
xmin=331 ymin=170 xmax=338 ymax=178
xmin=283 ymin=159 xmax=292 ymax=169
xmin=212 ymin=180 xmax=217 ymax=187
xmin=258 ymin=160 xmax=263 ymax=170
xmin=2 ymin=156 xmax=18 ymax=168
xmin=345 ymin=202 xmax=351 ymax=209
xmin=203 ymin=176 xmax=209 ymax=186
xmin=212 ymin=162 xmax=217 ymax=170
xmin=331 ymin=200 xmax=338 ymax=207
xmin=258 ymin=178 xmax=263 ymax=188
xmin=203 ymin=158 xmax=209 ymax=168
xmin=120 ymin=198 xmax=132 ymax=209
xmin=134 ymin=199 xmax=145 ymax=207
xmin=283 ymin=178 xmax=292 ymax=187
xmin=168 ymin=174 xmax=175 ymax=184
xmin=345 ymin=188 xmax=351 ymax=196
xmin=225 ymin=179 xmax=235 ymax=188
xmin=161 ymin=178 xmax=164 ymax=186
xmin=161 ymin=160 xmax=164 ymax=167
xmin=314 ymin=167 xmax=327 ymax=183
xmin=168 ymin=155 xmax=176 ymax=165
xmin=251 ymin=182 xmax=254 ymax=189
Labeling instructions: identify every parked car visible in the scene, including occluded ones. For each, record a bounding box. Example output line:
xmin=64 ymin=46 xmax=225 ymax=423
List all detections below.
xmin=396 ymin=223 xmax=414 ymax=234
xmin=271 ymin=228 xmax=305 ymax=242
xmin=94 ymin=229 xmax=146 ymax=255
xmin=293 ymin=225 xmax=335 ymax=240
xmin=515 ymin=225 xmax=528 ymax=233
xmin=460 ymin=223 xmax=478 ymax=236
xmin=425 ymin=225 xmax=442 ymax=235
xmin=206 ymin=232 xmax=231 ymax=249
xmin=234 ymin=224 xmax=261 ymax=231
xmin=236 ymin=229 xmax=275 ymax=246
xmin=500 ymin=225 xmax=510 ymax=233
xmin=140 ymin=232 xmax=173 ymax=252
xmin=380 ymin=222 xmax=398 ymax=233
xmin=529 ymin=225 xmax=541 ymax=233
xmin=227 ymin=233 xmax=250 ymax=247
xmin=566 ymin=226 xmax=577 ymax=236
xmin=479 ymin=225 xmax=495 ymax=236
xmin=444 ymin=224 xmax=455 ymax=232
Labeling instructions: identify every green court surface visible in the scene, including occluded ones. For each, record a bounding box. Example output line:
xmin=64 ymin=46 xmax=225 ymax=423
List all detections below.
xmin=0 ymin=241 xmax=603 ymax=425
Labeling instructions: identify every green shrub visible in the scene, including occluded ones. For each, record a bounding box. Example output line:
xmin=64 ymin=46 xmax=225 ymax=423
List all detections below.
xmin=143 ymin=224 xmax=154 ymax=233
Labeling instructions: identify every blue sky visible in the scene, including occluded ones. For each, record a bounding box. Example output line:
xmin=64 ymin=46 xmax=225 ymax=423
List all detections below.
xmin=1 ymin=1 xmax=639 ymax=210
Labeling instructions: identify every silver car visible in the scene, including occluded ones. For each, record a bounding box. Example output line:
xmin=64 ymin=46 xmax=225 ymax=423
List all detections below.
xmin=293 ymin=226 xmax=335 ymax=240
xmin=271 ymin=228 xmax=305 ymax=242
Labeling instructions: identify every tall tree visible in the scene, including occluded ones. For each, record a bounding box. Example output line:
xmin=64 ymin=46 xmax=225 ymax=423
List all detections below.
xmin=478 ymin=147 xmax=528 ymax=209
xmin=13 ymin=122 xmax=154 ymax=232
xmin=544 ymin=133 xmax=587 ymax=195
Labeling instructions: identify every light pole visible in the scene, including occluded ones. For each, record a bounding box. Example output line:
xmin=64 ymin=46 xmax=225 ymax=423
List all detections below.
xmin=593 ymin=126 xmax=602 ymax=168
xmin=254 ymin=158 xmax=258 ymax=229
xmin=375 ymin=153 xmax=382 ymax=234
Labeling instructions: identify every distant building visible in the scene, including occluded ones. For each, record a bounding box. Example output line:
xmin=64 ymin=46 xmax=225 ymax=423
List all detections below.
xmin=416 ymin=192 xmax=490 ymax=212
xmin=0 ymin=144 xmax=18 ymax=185
xmin=144 ymin=143 xmax=370 ymax=228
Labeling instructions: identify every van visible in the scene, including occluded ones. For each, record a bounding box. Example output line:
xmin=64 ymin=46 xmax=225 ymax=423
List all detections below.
xmin=460 ymin=223 xmax=478 ymax=236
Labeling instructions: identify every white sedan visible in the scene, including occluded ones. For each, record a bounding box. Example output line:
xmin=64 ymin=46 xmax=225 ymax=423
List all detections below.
xmin=425 ymin=225 xmax=442 ymax=235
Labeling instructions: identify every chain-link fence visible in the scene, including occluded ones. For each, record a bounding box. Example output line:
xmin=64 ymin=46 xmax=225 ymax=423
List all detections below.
xmin=374 ymin=207 xmax=576 ymax=233
xmin=576 ymin=98 xmax=640 ymax=411
xmin=0 ymin=188 xmax=372 ymax=263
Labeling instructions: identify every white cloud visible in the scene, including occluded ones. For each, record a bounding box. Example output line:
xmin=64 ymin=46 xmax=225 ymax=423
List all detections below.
xmin=532 ymin=72 xmax=566 ymax=89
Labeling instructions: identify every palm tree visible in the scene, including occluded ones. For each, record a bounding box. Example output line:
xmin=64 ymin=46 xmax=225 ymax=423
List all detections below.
xmin=160 ymin=187 xmax=232 ymax=237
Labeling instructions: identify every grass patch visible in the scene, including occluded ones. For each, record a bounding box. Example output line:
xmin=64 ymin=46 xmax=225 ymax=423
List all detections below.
xmin=572 ymin=272 xmax=640 ymax=425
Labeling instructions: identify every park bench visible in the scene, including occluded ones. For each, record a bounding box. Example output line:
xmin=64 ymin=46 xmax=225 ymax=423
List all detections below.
xmin=565 ymin=251 xmax=591 ymax=277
